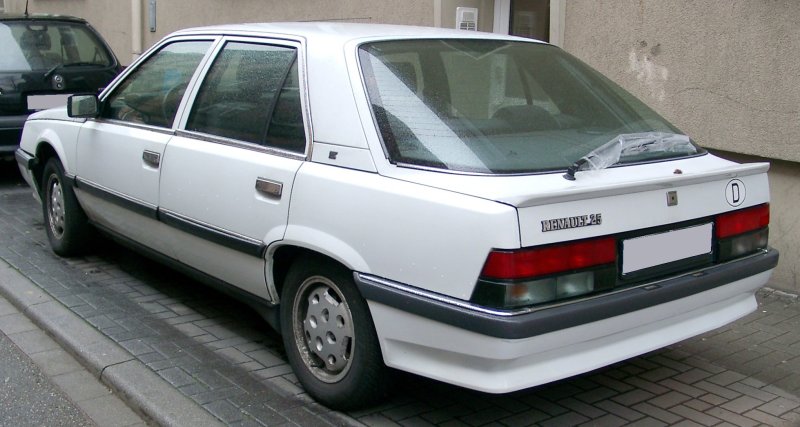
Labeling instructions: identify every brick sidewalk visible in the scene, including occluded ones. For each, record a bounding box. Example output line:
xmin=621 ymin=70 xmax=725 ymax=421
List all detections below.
xmin=2 ymin=174 xmax=800 ymax=426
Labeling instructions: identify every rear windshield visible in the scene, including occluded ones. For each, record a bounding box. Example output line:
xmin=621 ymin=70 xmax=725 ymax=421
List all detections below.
xmin=0 ymin=20 xmax=113 ymax=72
xmin=359 ymin=39 xmax=699 ymax=174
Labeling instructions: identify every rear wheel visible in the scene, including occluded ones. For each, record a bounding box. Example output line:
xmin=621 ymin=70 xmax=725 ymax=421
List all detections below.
xmin=41 ymin=158 xmax=91 ymax=256
xmin=281 ymin=257 xmax=391 ymax=409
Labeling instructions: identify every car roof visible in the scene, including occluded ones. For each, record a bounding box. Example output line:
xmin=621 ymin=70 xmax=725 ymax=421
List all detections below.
xmin=172 ymin=21 xmax=543 ymax=45
xmin=159 ymin=22 xmax=549 ymax=153
xmin=0 ymin=13 xmax=88 ymax=24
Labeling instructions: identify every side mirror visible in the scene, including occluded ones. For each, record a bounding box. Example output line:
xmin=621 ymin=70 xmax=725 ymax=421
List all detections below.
xmin=67 ymin=94 xmax=100 ymax=118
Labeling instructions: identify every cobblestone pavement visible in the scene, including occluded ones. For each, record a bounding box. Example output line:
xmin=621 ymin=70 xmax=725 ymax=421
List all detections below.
xmin=2 ymin=165 xmax=800 ymax=426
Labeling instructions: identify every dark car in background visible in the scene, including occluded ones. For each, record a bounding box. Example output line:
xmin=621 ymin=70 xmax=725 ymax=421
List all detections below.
xmin=0 ymin=13 xmax=121 ymax=159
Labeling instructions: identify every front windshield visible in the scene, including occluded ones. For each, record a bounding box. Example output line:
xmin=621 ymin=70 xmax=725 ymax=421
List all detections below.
xmin=0 ymin=20 xmax=113 ymax=72
xmin=359 ymin=39 xmax=702 ymax=174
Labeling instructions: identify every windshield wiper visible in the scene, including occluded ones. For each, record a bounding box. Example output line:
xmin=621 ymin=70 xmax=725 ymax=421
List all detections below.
xmin=563 ymin=132 xmax=696 ymax=181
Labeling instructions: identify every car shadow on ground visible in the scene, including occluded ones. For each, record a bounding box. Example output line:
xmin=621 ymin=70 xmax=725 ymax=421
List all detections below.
xmin=0 ymin=160 xmax=25 ymax=188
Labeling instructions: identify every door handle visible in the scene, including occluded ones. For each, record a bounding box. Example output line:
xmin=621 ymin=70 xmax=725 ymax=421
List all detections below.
xmin=143 ymin=150 xmax=160 ymax=168
xmin=255 ymin=178 xmax=282 ymax=198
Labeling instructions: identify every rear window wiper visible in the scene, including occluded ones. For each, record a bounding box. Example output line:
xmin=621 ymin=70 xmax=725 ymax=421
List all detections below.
xmin=43 ymin=63 xmax=63 ymax=81
xmin=563 ymin=132 xmax=696 ymax=181
xmin=43 ymin=62 xmax=105 ymax=80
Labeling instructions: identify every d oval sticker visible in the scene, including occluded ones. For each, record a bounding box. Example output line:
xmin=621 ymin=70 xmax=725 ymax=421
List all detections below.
xmin=725 ymin=179 xmax=746 ymax=207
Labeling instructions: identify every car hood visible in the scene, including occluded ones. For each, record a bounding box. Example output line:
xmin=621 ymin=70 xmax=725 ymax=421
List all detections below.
xmin=26 ymin=106 xmax=79 ymax=122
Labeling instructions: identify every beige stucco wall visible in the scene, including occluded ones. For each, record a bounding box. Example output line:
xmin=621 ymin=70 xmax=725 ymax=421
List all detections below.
xmin=562 ymin=1 xmax=800 ymax=293
xmin=440 ymin=0 xmax=494 ymax=33
xmin=6 ymin=0 xmax=435 ymax=64
xmin=766 ymin=160 xmax=800 ymax=293
xmin=562 ymin=0 xmax=800 ymax=164
xmin=139 ymin=0 xmax=434 ymax=51
xmin=711 ymin=151 xmax=800 ymax=294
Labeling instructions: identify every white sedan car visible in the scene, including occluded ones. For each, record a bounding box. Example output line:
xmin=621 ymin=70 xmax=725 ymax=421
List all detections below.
xmin=15 ymin=23 xmax=778 ymax=409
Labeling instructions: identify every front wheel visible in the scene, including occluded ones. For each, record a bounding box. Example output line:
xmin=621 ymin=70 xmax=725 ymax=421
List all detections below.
xmin=280 ymin=257 xmax=391 ymax=409
xmin=41 ymin=158 xmax=92 ymax=256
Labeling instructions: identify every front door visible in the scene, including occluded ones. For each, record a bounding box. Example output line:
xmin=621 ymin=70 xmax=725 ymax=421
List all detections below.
xmin=75 ymin=40 xmax=213 ymax=254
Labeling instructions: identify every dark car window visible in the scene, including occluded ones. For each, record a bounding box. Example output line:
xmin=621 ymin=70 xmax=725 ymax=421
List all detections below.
xmin=265 ymin=58 xmax=306 ymax=153
xmin=0 ymin=20 xmax=113 ymax=71
xmin=101 ymin=41 xmax=211 ymax=128
xmin=186 ymin=42 xmax=303 ymax=151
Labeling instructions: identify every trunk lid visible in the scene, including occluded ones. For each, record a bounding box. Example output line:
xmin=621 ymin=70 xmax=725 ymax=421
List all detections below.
xmin=379 ymin=153 xmax=770 ymax=248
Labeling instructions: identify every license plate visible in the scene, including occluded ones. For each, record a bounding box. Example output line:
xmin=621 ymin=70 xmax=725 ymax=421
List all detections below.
xmin=622 ymin=223 xmax=712 ymax=275
xmin=27 ymin=94 xmax=72 ymax=110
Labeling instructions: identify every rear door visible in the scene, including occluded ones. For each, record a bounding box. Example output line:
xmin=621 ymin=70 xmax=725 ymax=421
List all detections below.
xmin=75 ymin=39 xmax=214 ymax=254
xmin=159 ymin=37 xmax=308 ymax=300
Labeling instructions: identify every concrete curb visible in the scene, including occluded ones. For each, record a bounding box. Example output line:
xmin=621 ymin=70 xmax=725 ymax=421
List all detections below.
xmin=0 ymin=259 xmax=223 ymax=427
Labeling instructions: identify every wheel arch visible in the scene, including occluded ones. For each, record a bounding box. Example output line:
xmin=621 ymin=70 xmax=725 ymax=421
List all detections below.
xmin=31 ymin=142 xmax=61 ymax=196
xmin=275 ymin=241 xmax=392 ymax=408
xmin=29 ymin=132 xmax=71 ymax=197
xmin=267 ymin=229 xmax=370 ymax=302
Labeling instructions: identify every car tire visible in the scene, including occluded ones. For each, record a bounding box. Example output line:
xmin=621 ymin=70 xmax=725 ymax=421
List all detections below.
xmin=41 ymin=158 xmax=92 ymax=256
xmin=281 ymin=256 xmax=391 ymax=409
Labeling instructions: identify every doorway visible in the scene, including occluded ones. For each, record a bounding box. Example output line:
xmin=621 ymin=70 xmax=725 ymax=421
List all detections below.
xmin=491 ymin=0 xmax=564 ymax=45
xmin=509 ymin=0 xmax=550 ymax=41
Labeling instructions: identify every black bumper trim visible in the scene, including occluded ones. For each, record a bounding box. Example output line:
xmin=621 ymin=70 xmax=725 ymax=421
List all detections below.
xmin=354 ymin=249 xmax=779 ymax=340
xmin=14 ymin=148 xmax=37 ymax=170
xmin=0 ymin=113 xmax=29 ymax=129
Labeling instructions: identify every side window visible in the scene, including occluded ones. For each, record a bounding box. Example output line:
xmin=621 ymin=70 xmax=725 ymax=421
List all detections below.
xmin=186 ymin=41 xmax=305 ymax=152
xmin=102 ymin=41 xmax=211 ymax=127
xmin=265 ymin=59 xmax=305 ymax=153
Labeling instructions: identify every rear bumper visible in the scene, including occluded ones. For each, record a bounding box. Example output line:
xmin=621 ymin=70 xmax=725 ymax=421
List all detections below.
xmin=357 ymin=250 xmax=777 ymax=393
xmin=356 ymin=249 xmax=778 ymax=339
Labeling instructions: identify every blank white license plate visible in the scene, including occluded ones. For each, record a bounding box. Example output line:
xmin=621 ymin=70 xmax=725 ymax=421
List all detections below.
xmin=622 ymin=223 xmax=713 ymax=275
xmin=27 ymin=94 xmax=72 ymax=110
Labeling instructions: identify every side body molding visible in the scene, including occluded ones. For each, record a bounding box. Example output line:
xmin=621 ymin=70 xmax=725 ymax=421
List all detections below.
xmin=73 ymin=178 xmax=271 ymax=259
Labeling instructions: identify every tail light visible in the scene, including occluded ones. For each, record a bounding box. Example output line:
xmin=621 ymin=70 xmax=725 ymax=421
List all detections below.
xmin=471 ymin=204 xmax=770 ymax=310
xmin=715 ymin=203 xmax=769 ymax=262
xmin=472 ymin=237 xmax=617 ymax=309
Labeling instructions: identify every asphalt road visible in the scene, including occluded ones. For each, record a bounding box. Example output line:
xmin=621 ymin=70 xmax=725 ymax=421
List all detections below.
xmin=0 ymin=329 xmax=94 ymax=427
xmin=0 ymin=161 xmax=146 ymax=427
xmin=0 ymin=163 xmax=87 ymax=427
